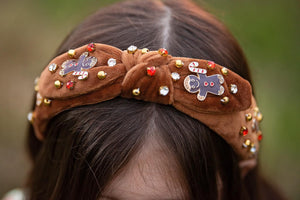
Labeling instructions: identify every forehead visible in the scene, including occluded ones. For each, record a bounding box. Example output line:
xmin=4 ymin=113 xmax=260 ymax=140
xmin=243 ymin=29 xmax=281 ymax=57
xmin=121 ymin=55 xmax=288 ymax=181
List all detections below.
xmin=101 ymin=136 xmax=187 ymax=200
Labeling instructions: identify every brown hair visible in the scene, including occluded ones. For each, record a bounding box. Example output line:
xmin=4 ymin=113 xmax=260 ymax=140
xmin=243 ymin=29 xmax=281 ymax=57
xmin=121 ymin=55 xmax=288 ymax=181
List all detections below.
xmin=26 ymin=0 xmax=285 ymax=199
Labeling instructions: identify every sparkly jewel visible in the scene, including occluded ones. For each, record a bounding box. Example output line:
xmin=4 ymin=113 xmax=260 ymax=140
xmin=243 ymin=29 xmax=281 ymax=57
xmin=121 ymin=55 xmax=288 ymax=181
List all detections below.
xmin=240 ymin=126 xmax=248 ymax=136
xmin=258 ymin=132 xmax=263 ymax=141
xmin=127 ymin=45 xmax=138 ymax=54
xmin=34 ymin=77 xmax=39 ymax=92
xmin=54 ymin=80 xmax=63 ymax=89
xmin=48 ymin=63 xmax=57 ymax=73
xmin=256 ymin=112 xmax=263 ymax=122
xmin=107 ymin=58 xmax=117 ymax=67
xmin=252 ymin=118 xmax=260 ymax=133
xmin=230 ymin=84 xmax=238 ymax=94
xmin=59 ymin=70 xmax=65 ymax=77
xmin=245 ymin=113 xmax=252 ymax=121
xmin=175 ymin=60 xmax=184 ymax=68
xmin=158 ymin=48 xmax=168 ymax=56
xmin=87 ymin=43 xmax=96 ymax=52
xmin=221 ymin=67 xmax=228 ymax=75
xmin=60 ymin=52 xmax=97 ymax=76
xmin=184 ymin=62 xmax=224 ymax=101
xmin=207 ymin=61 xmax=215 ymax=69
xmin=43 ymin=98 xmax=51 ymax=106
xmin=141 ymin=48 xmax=149 ymax=54
xmin=147 ymin=66 xmax=156 ymax=76
xmin=221 ymin=96 xmax=229 ymax=104
xmin=36 ymin=93 xmax=43 ymax=106
xmin=132 ymin=88 xmax=140 ymax=96
xmin=66 ymin=81 xmax=74 ymax=90
xmin=68 ymin=49 xmax=76 ymax=58
xmin=159 ymin=86 xmax=169 ymax=96
xmin=171 ymin=72 xmax=180 ymax=81
xmin=242 ymin=139 xmax=251 ymax=148
xmin=254 ymin=107 xmax=259 ymax=113
xmin=27 ymin=112 xmax=34 ymax=123
xmin=97 ymin=71 xmax=107 ymax=79
xmin=250 ymin=144 xmax=256 ymax=154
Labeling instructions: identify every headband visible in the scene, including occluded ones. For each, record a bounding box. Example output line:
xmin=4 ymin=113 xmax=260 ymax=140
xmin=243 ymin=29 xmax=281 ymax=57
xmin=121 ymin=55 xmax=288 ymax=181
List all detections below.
xmin=28 ymin=43 xmax=263 ymax=169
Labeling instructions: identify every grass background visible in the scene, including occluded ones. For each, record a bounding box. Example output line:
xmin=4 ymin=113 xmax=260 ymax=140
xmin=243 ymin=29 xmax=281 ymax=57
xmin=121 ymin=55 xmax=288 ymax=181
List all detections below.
xmin=0 ymin=0 xmax=299 ymax=199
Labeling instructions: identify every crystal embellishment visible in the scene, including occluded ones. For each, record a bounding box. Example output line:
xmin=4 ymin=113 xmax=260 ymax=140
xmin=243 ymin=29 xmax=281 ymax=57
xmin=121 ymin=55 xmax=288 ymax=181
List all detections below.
xmin=159 ymin=86 xmax=169 ymax=96
xmin=27 ymin=112 xmax=33 ymax=123
xmin=107 ymin=58 xmax=117 ymax=67
xmin=250 ymin=145 xmax=256 ymax=154
xmin=230 ymin=84 xmax=238 ymax=94
xmin=171 ymin=72 xmax=180 ymax=81
xmin=36 ymin=93 xmax=43 ymax=106
xmin=48 ymin=63 xmax=57 ymax=72
xmin=127 ymin=45 xmax=138 ymax=54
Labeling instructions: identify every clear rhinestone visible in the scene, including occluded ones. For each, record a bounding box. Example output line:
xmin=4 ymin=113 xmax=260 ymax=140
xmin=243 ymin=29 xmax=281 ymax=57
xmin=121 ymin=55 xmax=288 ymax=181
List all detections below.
xmin=159 ymin=86 xmax=169 ymax=96
xmin=250 ymin=145 xmax=256 ymax=154
xmin=59 ymin=70 xmax=65 ymax=77
xmin=27 ymin=112 xmax=33 ymax=122
xmin=127 ymin=45 xmax=138 ymax=53
xmin=230 ymin=84 xmax=238 ymax=94
xmin=36 ymin=93 xmax=43 ymax=106
xmin=48 ymin=63 xmax=57 ymax=72
xmin=107 ymin=58 xmax=117 ymax=67
xmin=171 ymin=72 xmax=180 ymax=81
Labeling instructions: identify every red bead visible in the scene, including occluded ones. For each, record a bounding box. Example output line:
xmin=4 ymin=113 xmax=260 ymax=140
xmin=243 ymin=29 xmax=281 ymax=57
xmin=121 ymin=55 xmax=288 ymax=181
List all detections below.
xmin=240 ymin=126 xmax=248 ymax=136
xmin=87 ymin=43 xmax=96 ymax=52
xmin=207 ymin=61 xmax=215 ymax=69
xmin=147 ymin=67 xmax=156 ymax=76
xmin=210 ymin=82 xmax=214 ymax=87
xmin=66 ymin=81 xmax=74 ymax=90
xmin=158 ymin=48 xmax=168 ymax=56
xmin=204 ymin=81 xmax=208 ymax=87
xmin=258 ymin=134 xmax=263 ymax=141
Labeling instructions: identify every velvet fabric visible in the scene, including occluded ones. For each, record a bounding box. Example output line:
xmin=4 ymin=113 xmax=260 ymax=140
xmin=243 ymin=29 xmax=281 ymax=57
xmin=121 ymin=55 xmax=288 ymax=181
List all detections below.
xmin=32 ymin=43 xmax=261 ymax=168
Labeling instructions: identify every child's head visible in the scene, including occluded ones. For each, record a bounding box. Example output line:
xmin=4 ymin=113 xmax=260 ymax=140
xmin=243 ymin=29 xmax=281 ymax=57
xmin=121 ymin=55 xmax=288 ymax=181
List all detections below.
xmin=26 ymin=0 xmax=263 ymax=199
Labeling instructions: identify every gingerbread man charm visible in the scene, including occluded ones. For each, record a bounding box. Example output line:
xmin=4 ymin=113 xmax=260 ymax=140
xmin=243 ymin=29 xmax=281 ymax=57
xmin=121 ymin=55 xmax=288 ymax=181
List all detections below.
xmin=184 ymin=61 xmax=224 ymax=101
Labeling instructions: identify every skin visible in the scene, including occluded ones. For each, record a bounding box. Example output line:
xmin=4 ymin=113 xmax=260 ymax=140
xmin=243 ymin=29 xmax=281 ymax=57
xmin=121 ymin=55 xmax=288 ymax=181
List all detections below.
xmin=99 ymin=136 xmax=188 ymax=200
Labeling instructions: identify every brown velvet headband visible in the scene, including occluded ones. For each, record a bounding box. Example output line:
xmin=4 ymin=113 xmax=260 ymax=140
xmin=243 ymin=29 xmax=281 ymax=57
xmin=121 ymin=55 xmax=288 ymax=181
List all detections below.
xmin=28 ymin=43 xmax=263 ymax=169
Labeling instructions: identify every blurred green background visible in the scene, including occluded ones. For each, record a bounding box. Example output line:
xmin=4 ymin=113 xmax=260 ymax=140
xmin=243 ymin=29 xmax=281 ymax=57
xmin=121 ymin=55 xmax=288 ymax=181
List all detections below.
xmin=0 ymin=0 xmax=299 ymax=199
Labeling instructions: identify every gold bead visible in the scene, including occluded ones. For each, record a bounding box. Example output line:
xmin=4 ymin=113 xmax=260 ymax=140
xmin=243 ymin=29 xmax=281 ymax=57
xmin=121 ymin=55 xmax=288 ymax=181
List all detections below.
xmin=242 ymin=139 xmax=251 ymax=148
xmin=254 ymin=107 xmax=260 ymax=113
xmin=175 ymin=60 xmax=184 ymax=68
xmin=97 ymin=71 xmax=107 ymax=79
xmin=132 ymin=88 xmax=140 ymax=96
xmin=68 ymin=49 xmax=76 ymax=58
xmin=220 ymin=96 xmax=229 ymax=104
xmin=245 ymin=113 xmax=252 ymax=121
xmin=141 ymin=48 xmax=149 ymax=54
xmin=43 ymin=98 xmax=52 ymax=106
xmin=256 ymin=112 xmax=263 ymax=122
xmin=54 ymin=80 xmax=63 ymax=89
xmin=221 ymin=67 xmax=228 ymax=75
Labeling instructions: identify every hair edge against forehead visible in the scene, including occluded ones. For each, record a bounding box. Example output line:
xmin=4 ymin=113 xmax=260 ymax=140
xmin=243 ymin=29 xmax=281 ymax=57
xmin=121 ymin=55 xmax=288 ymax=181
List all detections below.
xmin=25 ymin=1 xmax=285 ymax=200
